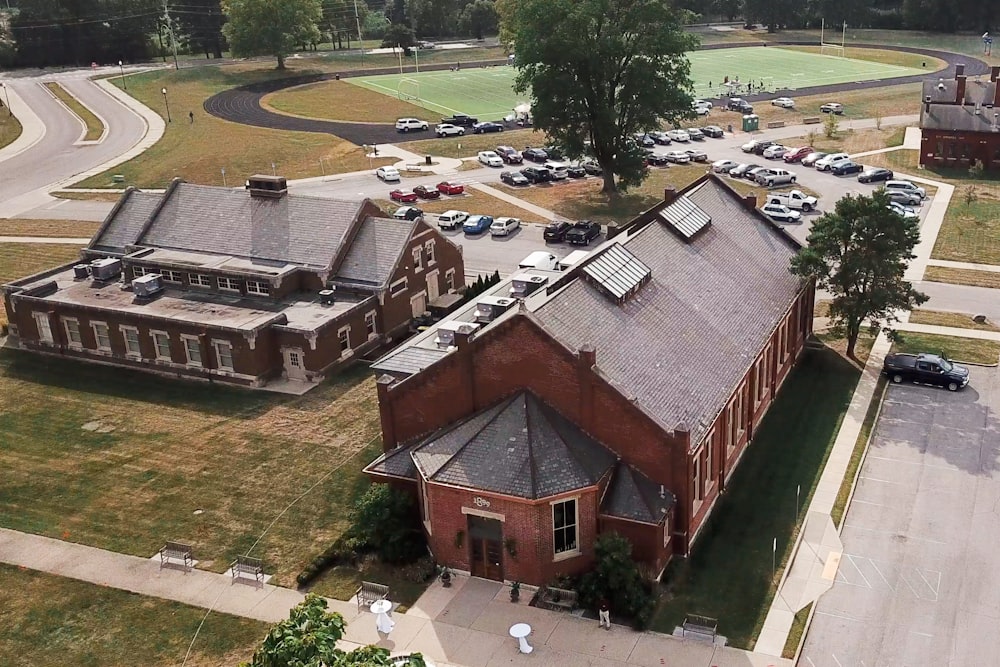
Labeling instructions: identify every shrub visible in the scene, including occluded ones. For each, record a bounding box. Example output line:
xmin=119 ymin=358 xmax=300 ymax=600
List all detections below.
xmin=823 ymin=112 xmax=839 ymax=139
xmin=345 ymin=484 xmax=427 ymax=565
xmin=577 ymin=533 xmax=658 ymax=630
xmin=296 ymin=535 xmax=359 ymax=587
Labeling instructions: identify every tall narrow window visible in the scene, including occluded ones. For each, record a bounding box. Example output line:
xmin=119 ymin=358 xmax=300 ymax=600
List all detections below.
xmin=63 ymin=318 xmax=82 ymax=346
xmin=412 ymin=247 xmax=423 ymax=271
xmin=425 ymin=240 xmax=436 ymax=264
xmin=365 ymin=311 xmax=377 ymax=337
xmin=92 ymin=322 xmax=111 ymax=350
xmin=552 ymin=499 xmax=578 ymax=556
xmin=121 ymin=326 xmax=141 ymax=356
xmin=152 ymin=331 xmax=171 ymax=360
xmin=33 ymin=312 xmax=53 ymax=343
xmin=214 ymin=341 xmax=234 ymax=370
xmin=338 ymin=326 xmax=351 ymax=356
xmin=182 ymin=336 xmax=202 ymax=366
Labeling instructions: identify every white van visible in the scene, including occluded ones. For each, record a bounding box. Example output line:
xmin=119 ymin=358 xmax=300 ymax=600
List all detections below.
xmin=542 ymin=160 xmax=569 ymax=180
xmin=557 ymin=249 xmax=590 ymax=271
xmin=518 ymin=251 xmax=558 ymax=271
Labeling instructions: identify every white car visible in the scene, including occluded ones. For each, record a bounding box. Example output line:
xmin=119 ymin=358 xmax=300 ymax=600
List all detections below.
xmin=820 ymin=102 xmax=844 ymax=114
xmin=664 ymin=150 xmax=691 ymax=164
xmin=711 ymin=159 xmax=738 ymax=173
xmin=762 ymin=145 xmax=790 ymax=159
xmin=666 ymin=129 xmax=690 ymax=142
xmin=771 ymin=97 xmax=795 ymax=109
xmin=435 ymin=123 xmax=465 ymax=137
xmin=692 ymin=105 xmax=711 ymax=116
xmin=395 ymin=117 xmax=429 ymax=132
xmin=741 ymin=139 xmax=762 ymax=153
xmin=490 ymin=217 xmax=521 ymax=236
xmin=814 ymin=152 xmax=850 ymax=172
xmin=693 ymin=99 xmax=713 ymax=110
xmin=375 ymin=166 xmax=400 ymax=182
xmin=477 ymin=150 xmax=503 ymax=167
xmin=887 ymin=202 xmax=918 ymax=220
xmin=436 ymin=210 xmax=469 ymax=230
xmin=761 ymin=203 xmax=801 ymax=223
xmin=543 ymin=160 xmax=569 ymax=179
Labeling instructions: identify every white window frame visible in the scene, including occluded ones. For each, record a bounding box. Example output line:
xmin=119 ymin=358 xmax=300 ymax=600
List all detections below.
xmin=62 ymin=317 xmax=82 ymax=348
xmin=213 ymin=339 xmax=234 ymax=370
xmin=727 ymin=402 xmax=737 ymax=453
xmin=551 ymin=497 xmax=580 ymax=560
xmin=91 ymin=321 xmax=111 ymax=351
xmin=161 ymin=270 xmax=182 ymax=283
xmin=132 ymin=266 xmax=147 ymax=278
xmin=693 ymin=452 xmax=703 ymax=502
xmin=190 ymin=274 xmax=212 ymax=288
xmin=120 ymin=325 xmax=141 ymax=357
xmin=663 ymin=515 xmax=670 ymax=548
xmin=246 ymin=280 xmax=269 ymax=296
xmin=33 ymin=312 xmax=53 ymax=344
xmin=705 ymin=431 xmax=714 ymax=494
xmin=412 ymin=246 xmax=424 ymax=272
xmin=389 ymin=277 xmax=408 ymax=297
xmin=218 ymin=277 xmax=241 ymax=292
xmin=420 ymin=477 xmax=432 ymax=534
xmin=364 ymin=310 xmax=378 ymax=339
xmin=424 ymin=240 xmax=436 ymax=265
xmin=338 ymin=325 xmax=352 ymax=358
xmin=151 ymin=330 xmax=171 ymax=361
xmin=181 ymin=334 xmax=202 ymax=367
xmin=445 ymin=269 xmax=456 ymax=292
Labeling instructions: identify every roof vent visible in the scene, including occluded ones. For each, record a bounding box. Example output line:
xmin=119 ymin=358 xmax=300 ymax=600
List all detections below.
xmin=319 ymin=288 xmax=337 ymax=305
xmin=474 ymin=295 xmax=516 ymax=323
xmin=434 ymin=321 xmax=480 ymax=349
xmin=132 ymin=273 xmax=164 ymax=298
xmin=90 ymin=257 xmax=122 ymax=281
xmin=73 ymin=264 xmax=91 ymax=280
xmin=509 ymin=274 xmax=547 ymax=298
xmin=246 ymin=174 xmax=288 ymax=198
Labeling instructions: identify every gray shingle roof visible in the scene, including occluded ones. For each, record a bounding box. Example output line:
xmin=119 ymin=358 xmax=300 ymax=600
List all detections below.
xmin=411 ymin=392 xmax=617 ymax=499
xmin=90 ymin=190 xmax=161 ymax=254
xmin=365 ymin=444 xmax=418 ymax=480
xmin=337 ymin=217 xmax=415 ymax=286
xmin=532 ymin=177 xmax=802 ymax=445
xmin=921 ymin=103 xmax=1000 ymax=133
xmin=601 ymin=462 xmax=674 ymax=524
xmin=922 ymin=78 xmax=998 ymax=106
xmin=137 ymin=183 xmax=365 ymax=268
xmin=372 ymin=346 xmax=450 ymax=375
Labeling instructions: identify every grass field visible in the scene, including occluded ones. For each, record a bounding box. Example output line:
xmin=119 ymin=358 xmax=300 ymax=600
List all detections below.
xmin=893 ymin=332 xmax=1000 ymax=365
xmin=0 ymin=243 xmax=84 ymax=328
xmin=348 ymin=47 xmax=924 ymax=119
xmin=0 ymin=218 xmax=100 ymax=238
xmin=930 ymin=194 xmax=1000 ymax=265
xmin=44 ymin=82 xmax=105 ymax=142
xmin=0 ymin=110 xmax=21 ymax=150
xmin=0 ymin=565 xmax=264 ymax=667
xmin=924 ymin=265 xmax=1000 ymax=289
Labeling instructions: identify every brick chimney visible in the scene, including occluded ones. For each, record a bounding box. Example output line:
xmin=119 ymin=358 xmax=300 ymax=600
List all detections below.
xmin=956 ymin=63 xmax=965 ymax=78
xmin=663 ymin=187 xmax=678 ymax=204
xmin=991 ymin=66 xmax=1000 ymax=83
xmin=577 ymin=344 xmax=596 ymax=432
xmin=956 ymin=75 xmax=967 ymax=104
xmin=743 ymin=193 xmax=757 ymax=211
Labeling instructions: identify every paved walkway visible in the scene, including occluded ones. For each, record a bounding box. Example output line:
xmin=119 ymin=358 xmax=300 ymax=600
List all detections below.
xmin=0 ymin=85 xmax=46 ymax=163
xmin=894 ymin=321 xmax=1000 ymax=342
xmin=0 ymin=527 xmax=790 ymax=667
xmin=0 ymin=236 xmax=89 ymax=244
xmin=926 ymin=258 xmax=1000 ymax=274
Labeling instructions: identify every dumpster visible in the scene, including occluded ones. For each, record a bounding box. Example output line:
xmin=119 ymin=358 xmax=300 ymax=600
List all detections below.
xmin=741 ymin=114 xmax=759 ymax=132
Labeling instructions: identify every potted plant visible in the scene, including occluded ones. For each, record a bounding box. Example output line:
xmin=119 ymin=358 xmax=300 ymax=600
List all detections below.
xmin=440 ymin=566 xmax=452 ymax=587
xmin=510 ymin=581 xmax=521 ymax=603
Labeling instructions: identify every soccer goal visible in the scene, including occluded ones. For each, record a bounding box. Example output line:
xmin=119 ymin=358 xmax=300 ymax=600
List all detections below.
xmin=397 ymin=78 xmax=420 ymax=102
xmin=820 ymin=19 xmax=847 ymax=58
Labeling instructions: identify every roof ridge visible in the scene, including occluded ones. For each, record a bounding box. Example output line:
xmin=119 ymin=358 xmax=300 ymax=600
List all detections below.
xmin=533 ymin=396 xmax=600 ymax=480
xmin=523 ymin=393 xmax=539 ymax=498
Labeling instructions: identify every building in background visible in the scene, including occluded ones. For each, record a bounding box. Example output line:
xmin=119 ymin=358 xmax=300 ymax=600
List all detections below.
xmin=919 ymin=64 xmax=1000 ymax=171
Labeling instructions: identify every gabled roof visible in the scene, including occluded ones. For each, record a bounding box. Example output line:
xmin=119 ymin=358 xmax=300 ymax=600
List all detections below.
xmin=337 ymin=216 xmax=416 ymax=287
xmin=365 ymin=442 xmax=418 ymax=480
xmin=410 ymin=392 xmax=617 ymax=499
xmin=89 ymin=189 xmax=161 ymax=254
xmin=601 ymin=461 xmax=674 ymax=524
xmin=921 ymin=103 xmax=1000 ymax=133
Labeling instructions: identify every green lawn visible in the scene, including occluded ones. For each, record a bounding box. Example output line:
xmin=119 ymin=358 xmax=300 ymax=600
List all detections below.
xmin=652 ymin=347 xmax=861 ymax=648
xmin=0 ymin=110 xmax=21 ymax=150
xmin=0 ymin=564 xmax=265 ymax=667
xmin=893 ymin=332 xmax=1000 ymax=365
xmin=931 ymin=194 xmax=1000 ymax=266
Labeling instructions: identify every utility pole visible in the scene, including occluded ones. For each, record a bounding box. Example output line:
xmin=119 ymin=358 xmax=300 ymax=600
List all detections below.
xmin=162 ymin=0 xmax=179 ymax=70
xmin=353 ymin=0 xmax=364 ymax=66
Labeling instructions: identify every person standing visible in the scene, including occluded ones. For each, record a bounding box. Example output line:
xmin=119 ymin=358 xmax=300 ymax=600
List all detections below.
xmin=598 ymin=598 xmax=611 ymax=630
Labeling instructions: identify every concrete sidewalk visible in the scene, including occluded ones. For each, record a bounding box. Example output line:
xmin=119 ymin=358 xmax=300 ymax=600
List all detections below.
xmin=469 ymin=182 xmax=559 ymax=221
xmin=0 ymin=236 xmax=90 ymax=244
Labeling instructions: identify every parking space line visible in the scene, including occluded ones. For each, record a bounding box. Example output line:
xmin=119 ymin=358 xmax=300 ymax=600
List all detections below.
xmin=859 ymin=475 xmax=903 ymax=484
xmin=841 ymin=525 xmax=947 ymax=544
xmin=868 ymin=559 xmax=896 ymax=591
xmin=832 ymin=652 xmax=845 ymax=667
xmin=816 ymin=610 xmax=864 ymax=623
xmin=851 ymin=499 xmax=884 ymax=507
xmin=911 ymin=630 xmax=935 ymax=637
xmin=846 ymin=555 xmax=873 ymax=589
xmin=805 ymin=658 xmax=818 ymax=667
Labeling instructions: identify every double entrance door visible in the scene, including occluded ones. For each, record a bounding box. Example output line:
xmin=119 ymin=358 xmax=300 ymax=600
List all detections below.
xmin=468 ymin=515 xmax=503 ymax=581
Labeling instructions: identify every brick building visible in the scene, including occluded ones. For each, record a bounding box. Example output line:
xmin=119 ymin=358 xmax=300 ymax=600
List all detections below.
xmin=2 ymin=176 xmax=464 ymax=389
xmin=920 ymin=64 xmax=1000 ymax=171
xmin=365 ymin=174 xmax=814 ymax=586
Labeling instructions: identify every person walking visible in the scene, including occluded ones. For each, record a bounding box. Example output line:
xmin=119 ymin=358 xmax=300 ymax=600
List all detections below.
xmin=598 ymin=598 xmax=611 ymax=630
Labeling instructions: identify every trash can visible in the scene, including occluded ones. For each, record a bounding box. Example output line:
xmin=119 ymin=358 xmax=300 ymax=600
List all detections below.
xmin=741 ymin=114 xmax=759 ymax=132
xmin=425 ymin=155 xmax=432 ymax=165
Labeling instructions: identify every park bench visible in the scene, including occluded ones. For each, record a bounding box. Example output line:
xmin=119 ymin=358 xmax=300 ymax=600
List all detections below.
xmin=230 ymin=555 xmax=264 ymax=586
xmin=682 ymin=614 xmax=718 ymax=642
xmin=539 ymin=586 xmax=577 ymax=612
xmin=766 ymin=121 xmax=786 ymax=129
xmin=159 ymin=541 xmax=193 ymax=570
xmin=802 ymin=116 xmax=822 ymax=124
xmin=356 ymin=581 xmax=389 ymax=611
xmin=404 ymin=165 xmax=426 ymax=173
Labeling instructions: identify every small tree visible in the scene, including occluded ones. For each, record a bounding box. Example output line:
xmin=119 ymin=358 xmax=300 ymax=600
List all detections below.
xmin=381 ymin=23 xmax=415 ymax=51
xmin=790 ymin=191 xmax=927 ymax=359
xmin=222 ymin=0 xmax=322 ymax=69
xmin=823 ymin=111 xmax=839 ymax=139
xmin=577 ymin=533 xmax=657 ymax=630
xmin=346 ymin=484 xmax=426 ymax=564
xmin=805 ymin=129 xmax=817 ymax=147
xmin=873 ymin=108 xmax=883 ymax=131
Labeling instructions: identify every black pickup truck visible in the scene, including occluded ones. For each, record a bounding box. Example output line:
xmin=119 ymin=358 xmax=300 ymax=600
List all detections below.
xmin=440 ymin=113 xmax=479 ymax=127
xmin=882 ymin=352 xmax=970 ymax=391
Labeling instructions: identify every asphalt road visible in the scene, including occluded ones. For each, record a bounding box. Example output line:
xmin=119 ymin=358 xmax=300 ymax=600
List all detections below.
xmin=801 ymin=365 xmax=1000 ymax=667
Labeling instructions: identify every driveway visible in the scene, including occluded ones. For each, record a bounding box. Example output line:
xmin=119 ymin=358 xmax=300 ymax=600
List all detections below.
xmin=800 ymin=365 xmax=1000 ymax=666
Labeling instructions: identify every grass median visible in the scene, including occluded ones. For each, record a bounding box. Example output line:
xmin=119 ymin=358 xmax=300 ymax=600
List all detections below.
xmin=44 ymin=82 xmax=104 ymax=141
xmin=893 ymin=331 xmax=1000 ymax=365
xmin=930 ymin=193 xmax=1000 ymax=266
xmin=0 ymin=218 xmax=101 ymax=239
xmin=910 ymin=308 xmax=1000 ymax=331
xmin=0 ymin=110 xmax=21 ymax=150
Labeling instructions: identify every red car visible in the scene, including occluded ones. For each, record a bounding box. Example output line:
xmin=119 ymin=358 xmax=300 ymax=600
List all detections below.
xmin=390 ymin=189 xmax=418 ymax=203
xmin=413 ymin=185 xmax=441 ymax=200
xmin=783 ymin=146 xmax=815 ymax=163
xmin=437 ymin=181 xmax=465 ymax=195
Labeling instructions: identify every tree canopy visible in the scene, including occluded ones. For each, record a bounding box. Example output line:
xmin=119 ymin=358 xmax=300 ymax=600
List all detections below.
xmin=222 ymin=0 xmax=322 ymax=69
xmin=498 ymin=0 xmax=697 ymax=195
xmin=790 ymin=190 xmax=927 ymax=359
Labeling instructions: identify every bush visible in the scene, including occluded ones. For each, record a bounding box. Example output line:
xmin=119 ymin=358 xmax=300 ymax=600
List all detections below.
xmin=345 ymin=484 xmax=427 ymax=565
xmin=296 ymin=535 xmax=359 ymax=587
xmin=577 ymin=533 xmax=658 ymax=630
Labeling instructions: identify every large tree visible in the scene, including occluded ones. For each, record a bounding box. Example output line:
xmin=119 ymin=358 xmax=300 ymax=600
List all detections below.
xmin=460 ymin=0 xmax=498 ymax=40
xmin=241 ymin=594 xmax=426 ymax=667
xmin=497 ymin=0 xmax=697 ymax=196
xmin=173 ymin=0 xmax=227 ymax=59
xmin=222 ymin=0 xmax=322 ymax=69
xmin=790 ymin=191 xmax=928 ymax=360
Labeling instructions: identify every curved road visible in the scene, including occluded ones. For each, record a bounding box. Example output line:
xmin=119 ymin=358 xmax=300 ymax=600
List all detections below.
xmin=204 ymin=44 xmax=991 ymax=146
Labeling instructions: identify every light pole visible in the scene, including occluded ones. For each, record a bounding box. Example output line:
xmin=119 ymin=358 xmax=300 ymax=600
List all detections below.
xmin=118 ymin=60 xmax=127 ymax=90
xmin=161 ymin=87 xmax=171 ymax=123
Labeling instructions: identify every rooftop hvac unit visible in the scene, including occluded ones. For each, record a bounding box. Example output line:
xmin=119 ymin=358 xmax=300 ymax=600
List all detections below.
xmin=509 ymin=274 xmax=547 ymax=298
xmin=319 ymin=288 xmax=337 ymax=305
xmin=73 ymin=264 xmax=91 ymax=279
xmin=434 ymin=321 xmax=480 ymax=349
xmin=132 ymin=273 xmax=164 ymax=298
xmin=474 ymin=295 xmax=516 ymax=323
xmin=90 ymin=257 xmax=122 ymax=281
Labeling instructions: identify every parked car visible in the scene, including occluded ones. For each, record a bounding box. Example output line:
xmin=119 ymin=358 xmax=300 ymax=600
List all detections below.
xmin=435 ymin=123 xmax=465 ymax=137
xmin=376 ymin=166 xmax=400 ymax=182
xmin=478 ymin=150 xmax=504 ymax=167
xmin=490 ymin=217 xmax=521 ymax=236
xmin=884 ymin=188 xmax=923 ymax=206
xmin=495 ymin=146 xmax=523 ymax=164
xmin=648 ymin=131 xmax=672 ymax=145
xmin=389 ymin=189 xmax=418 ymax=203
xmin=711 ymin=159 xmax=739 ymax=173
xmin=437 ymin=181 xmax=465 ymax=195
xmin=883 ymin=352 xmax=969 ymax=391
xmin=820 ymin=102 xmax=844 ymax=114
xmin=761 ymin=203 xmax=801 ymax=223
xmin=741 ymin=139 xmax=763 ymax=153
xmin=463 ymin=214 xmax=493 ymax=234
xmin=814 ymin=152 xmax=850 ymax=172
xmin=728 ymin=98 xmax=753 ymax=113
xmin=771 ymin=97 xmax=795 ymax=108
xmin=566 ymin=164 xmax=587 ymax=178
xmin=393 ymin=206 xmax=423 ymax=221
xmin=664 ymin=150 xmax=691 ymax=164
xmin=523 ymin=146 xmax=548 ymax=162
xmin=751 ymin=140 xmax=778 ymax=156
xmin=728 ymin=163 xmax=755 ymax=178
xmin=762 ymin=144 xmax=790 ymax=159
xmin=887 ymin=201 xmax=919 ymax=219
xmin=412 ymin=185 xmax=441 ymax=200
xmin=885 ymin=180 xmax=926 ymax=200
xmin=543 ymin=161 xmax=569 ymax=180
xmin=693 ymin=99 xmax=713 ymax=111
xmin=645 ymin=153 xmax=671 ymax=167
xmin=521 ymin=166 xmax=553 ymax=183
xmin=395 ymin=117 xmax=429 ymax=132
xmin=831 ymin=160 xmax=863 ymax=176
xmin=692 ymin=103 xmax=711 ymax=116
xmin=783 ymin=146 xmax=815 ymax=163
xmin=436 ymin=210 xmax=469 ymax=230
xmin=582 ymin=160 xmax=603 ymax=175
xmin=755 ymin=168 xmax=797 ymax=186
xmin=685 ymin=128 xmax=705 ymax=141
xmin=500 ymin=170 xmax=529 ymax=186
xmin=701 ymin=125 xmax=725 ymax=138
xmin=543 ymin=220 xmax=572 ymax=242
xmin=767 ymin=190 xmax=818 ymax=212
xmin=858 ymin=167 xmax=894 ymax=183
xmin=634 ymin=132 xmax=656 ymax=147
xmin=441 ymin=113 xmax=478 ymax=126
xmin=565 ymin=220 xmax=601 ymax=245
xmin=473 ymin=121 xmax=504 ymax=134
xmin=801 ymin=151 xmax=828 ymax=167
xmin=685 ymin=148 xmax=708 ymax=162
xmin=666 ymin=129 xmax=690 ymax=142
xmin=744 ymin=165 xmax=769 ymax=181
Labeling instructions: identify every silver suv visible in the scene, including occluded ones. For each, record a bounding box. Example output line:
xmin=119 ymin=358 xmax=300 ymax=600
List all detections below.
xmin=884 ymin=180 xmax=926 ymax=200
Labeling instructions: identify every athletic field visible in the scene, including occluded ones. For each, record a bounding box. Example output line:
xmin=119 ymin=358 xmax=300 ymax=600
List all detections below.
xmin=347 ymin=46 xmax=924 ymax=119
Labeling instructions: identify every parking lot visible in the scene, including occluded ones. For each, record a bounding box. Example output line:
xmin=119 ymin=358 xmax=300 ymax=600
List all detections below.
xmin=800 ymin=365 xmax=1000 ymax=667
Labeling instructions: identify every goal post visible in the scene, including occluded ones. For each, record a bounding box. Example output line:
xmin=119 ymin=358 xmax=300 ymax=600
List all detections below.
xmin=819 ymin=19 xmax=847 ymax=58
xmin=397 ymin=78 xmax=420 ymax=102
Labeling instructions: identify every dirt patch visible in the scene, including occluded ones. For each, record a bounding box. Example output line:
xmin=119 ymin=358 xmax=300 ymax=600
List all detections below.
xmin=0 ymin=218 xmax=101 ymax=238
